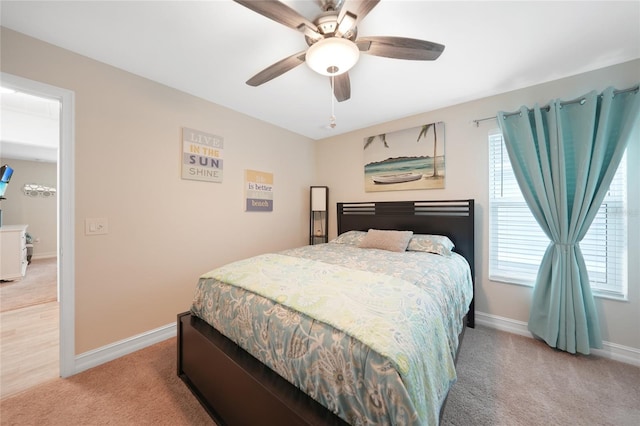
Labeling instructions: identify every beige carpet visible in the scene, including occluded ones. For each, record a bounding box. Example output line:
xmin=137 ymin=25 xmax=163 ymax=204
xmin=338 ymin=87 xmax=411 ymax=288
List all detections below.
xmin=1 ymin=326 xmax=638 ymax=425
xmin=0 ymin=339 xmax=214 ymax=426
xmin=0 ymin=258 xmax=57 ymax=312
xmin=442 ymin=326 xmax=640 ymax=426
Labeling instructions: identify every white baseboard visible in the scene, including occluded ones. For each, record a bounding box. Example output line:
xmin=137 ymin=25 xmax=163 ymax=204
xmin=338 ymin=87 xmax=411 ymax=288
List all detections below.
xmin=70 ymin=312 xmax=639 ymax=376
xmin=73 ymin=322 xmax=176 ymax=374
xmin=476 ymin=311 xmax=640 ymax=367
xmin=31 ymin=253 xmax=57 ymax=260
xmin=475 ymin=311 xmax=531 ymax=336
xmin=590 ymin=341 xmax=640 ymax=367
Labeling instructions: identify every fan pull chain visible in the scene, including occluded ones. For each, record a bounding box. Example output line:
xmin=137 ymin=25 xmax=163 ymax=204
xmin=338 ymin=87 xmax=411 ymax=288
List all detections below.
xmin=329 ymin=74 xmax=336 ymax=129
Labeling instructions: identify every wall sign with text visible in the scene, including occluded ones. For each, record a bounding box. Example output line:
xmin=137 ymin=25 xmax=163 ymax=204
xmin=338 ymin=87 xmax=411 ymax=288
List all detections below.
xmin=245 ymin=170 xmax=273 ymax=212
xmin=181 ymin=127 xmax=223 ymax=183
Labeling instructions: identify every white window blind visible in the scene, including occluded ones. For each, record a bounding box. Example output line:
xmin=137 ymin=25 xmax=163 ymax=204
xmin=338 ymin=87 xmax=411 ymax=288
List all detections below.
xmin=488 ymin=130 xmax=627 ymax=299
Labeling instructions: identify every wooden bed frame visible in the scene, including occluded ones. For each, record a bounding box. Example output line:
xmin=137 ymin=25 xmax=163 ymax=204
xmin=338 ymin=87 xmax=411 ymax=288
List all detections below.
xmin=178 ymin=199 xmax=475 ymax=425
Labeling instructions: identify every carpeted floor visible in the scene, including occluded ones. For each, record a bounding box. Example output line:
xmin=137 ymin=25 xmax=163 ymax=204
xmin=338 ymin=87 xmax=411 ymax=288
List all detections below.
xmin=1 ymin=326 xmax=638 ymax=425
xmin=442 ymin=326 xmax=640 ymax=426
xmin=0 ymin=257 xmax=57 ymax=312
xmin=0 ymin=339 xmax=214 ymax=426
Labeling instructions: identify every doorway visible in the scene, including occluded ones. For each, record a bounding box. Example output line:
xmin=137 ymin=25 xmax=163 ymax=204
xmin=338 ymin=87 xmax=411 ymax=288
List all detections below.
xmin=0 ymin=88 xmax=59 ymax=398
xmin=0 ymin=72 xmax=75 ymax=384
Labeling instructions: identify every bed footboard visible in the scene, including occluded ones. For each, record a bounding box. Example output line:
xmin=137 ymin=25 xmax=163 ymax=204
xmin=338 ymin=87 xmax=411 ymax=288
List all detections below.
xmin=177 ymin=312 xmax=349 ymax=426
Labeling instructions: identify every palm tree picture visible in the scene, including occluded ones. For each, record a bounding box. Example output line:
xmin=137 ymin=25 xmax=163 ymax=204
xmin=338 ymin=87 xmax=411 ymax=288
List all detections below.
xmin=363 ymin=122 xmax=445 ymax=192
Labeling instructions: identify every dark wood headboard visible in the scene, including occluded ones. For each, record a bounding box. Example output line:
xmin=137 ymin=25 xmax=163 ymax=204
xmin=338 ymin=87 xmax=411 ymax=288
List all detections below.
xmin=337 ymin=199 xmax=475 ymax=327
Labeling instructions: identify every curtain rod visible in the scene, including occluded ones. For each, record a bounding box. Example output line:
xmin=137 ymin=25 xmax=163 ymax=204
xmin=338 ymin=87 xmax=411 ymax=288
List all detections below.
xmin=472 ymin=85 xmax=639 ymax=127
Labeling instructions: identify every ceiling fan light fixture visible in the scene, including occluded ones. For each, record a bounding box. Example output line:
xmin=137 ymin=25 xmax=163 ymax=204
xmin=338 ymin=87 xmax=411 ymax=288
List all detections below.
xmin=306 ymin=37 xmax=359 ymax=76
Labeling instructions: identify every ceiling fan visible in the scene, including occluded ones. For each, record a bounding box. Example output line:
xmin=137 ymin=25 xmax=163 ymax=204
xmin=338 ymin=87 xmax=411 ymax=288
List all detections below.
xmin=234 ymin=0 xmax=445 ymax=102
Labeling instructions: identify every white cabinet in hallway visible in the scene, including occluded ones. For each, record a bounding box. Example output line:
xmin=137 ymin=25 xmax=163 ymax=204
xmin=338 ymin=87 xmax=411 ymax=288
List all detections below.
xmin=0 ymin=224 xmax=28 ymax=281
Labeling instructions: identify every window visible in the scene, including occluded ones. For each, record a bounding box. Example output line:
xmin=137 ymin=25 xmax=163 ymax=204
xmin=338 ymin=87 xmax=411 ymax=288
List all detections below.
xmin=488 ymin=130 xmax=627 ymax=299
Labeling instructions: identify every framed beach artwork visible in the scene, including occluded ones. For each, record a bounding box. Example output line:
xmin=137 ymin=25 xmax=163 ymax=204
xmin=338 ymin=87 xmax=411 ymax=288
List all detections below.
xmin=364 ymin=122 xmax=445 ymax=192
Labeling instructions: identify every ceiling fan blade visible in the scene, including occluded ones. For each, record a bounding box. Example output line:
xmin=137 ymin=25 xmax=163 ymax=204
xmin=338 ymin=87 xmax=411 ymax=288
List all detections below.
xmin=246 ymin=51 xmax=307 ymax=86
xmin=331 ymin=73 xmax=351 ymax=102
xmin=234 ymin=0 xmax=318 ymax=35
xmin=338 ymin=0 xmax=380 ymax=27
xmin=357 ymin=36 xmax=445 ymax=60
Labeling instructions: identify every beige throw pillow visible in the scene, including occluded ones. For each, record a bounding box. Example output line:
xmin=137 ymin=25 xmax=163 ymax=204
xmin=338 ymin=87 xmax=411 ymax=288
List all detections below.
xmin=358 ymin=229 xmax=413 ymax=252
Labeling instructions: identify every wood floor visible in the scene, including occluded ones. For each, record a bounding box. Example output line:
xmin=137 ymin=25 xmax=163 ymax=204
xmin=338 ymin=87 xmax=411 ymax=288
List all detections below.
xmin=0 ymin=260 xmax=59 ymax=400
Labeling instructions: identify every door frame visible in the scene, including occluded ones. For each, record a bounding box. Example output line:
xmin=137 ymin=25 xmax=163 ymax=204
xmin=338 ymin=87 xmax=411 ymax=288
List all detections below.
xmin=1 ymin=72 xmax=76 ymax=377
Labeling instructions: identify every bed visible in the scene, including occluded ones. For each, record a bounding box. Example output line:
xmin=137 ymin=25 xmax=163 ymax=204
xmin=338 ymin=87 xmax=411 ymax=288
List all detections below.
xmin=177 ymin=199 xmax=475 ymax=425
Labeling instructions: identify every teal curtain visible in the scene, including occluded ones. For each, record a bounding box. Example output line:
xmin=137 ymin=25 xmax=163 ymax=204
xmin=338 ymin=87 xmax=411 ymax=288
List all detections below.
xmin=497 ymin=85 xmax=640 ymax=354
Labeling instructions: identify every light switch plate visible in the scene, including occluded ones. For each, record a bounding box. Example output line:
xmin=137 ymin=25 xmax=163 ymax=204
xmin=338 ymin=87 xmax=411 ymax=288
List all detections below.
xmin=85 ymin=218 xmax=108 ymax=235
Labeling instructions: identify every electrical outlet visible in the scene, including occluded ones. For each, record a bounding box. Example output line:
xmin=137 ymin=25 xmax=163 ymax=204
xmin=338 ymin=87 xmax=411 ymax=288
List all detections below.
xmin=85 ymin=218 xmax=108 ymax=235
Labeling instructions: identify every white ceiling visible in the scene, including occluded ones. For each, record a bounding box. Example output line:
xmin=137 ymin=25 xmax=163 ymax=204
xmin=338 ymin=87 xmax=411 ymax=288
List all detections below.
xmin=0 ymin=89 xmax=60 ymax=163
xmin=1 ymin=0 xmax=639 ymax=142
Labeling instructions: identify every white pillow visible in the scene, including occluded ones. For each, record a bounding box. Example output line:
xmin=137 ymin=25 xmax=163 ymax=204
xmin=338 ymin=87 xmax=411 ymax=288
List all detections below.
xmin=331 ymin=230 xmax=366 ymax=246
xmin=407 ymin=234 xmax=454 ymax=256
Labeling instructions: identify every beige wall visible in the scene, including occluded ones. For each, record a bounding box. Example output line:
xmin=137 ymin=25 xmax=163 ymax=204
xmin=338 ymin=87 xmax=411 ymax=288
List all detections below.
xmin=0 ymin=158 xmax=57 ymax=258
xmin=2 ymin=26 xmax=638 ymax=355
xmin=1 ymin=28 xmax=315 ymax=353
xmin=315 ymin=60 xmax=640 ymax=350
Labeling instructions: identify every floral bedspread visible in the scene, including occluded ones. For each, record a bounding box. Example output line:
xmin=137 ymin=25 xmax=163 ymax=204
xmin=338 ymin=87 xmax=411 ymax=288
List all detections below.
xmin=190 ymin=243 xmax=472 ymax=425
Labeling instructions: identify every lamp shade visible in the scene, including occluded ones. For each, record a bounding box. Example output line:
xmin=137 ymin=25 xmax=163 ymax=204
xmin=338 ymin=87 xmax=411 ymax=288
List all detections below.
xmin=306 ymin=37 xmax=360 ymax=76
xmin=311 ymin=186 xmax=327 ymax=211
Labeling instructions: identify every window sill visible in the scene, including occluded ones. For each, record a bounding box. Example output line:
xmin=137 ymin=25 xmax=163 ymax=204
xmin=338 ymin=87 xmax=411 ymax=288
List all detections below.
xmin=488 ymin=275 xmax=628 ymax=302
xmin=591 ymin=291 xmax=628 ymax=302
